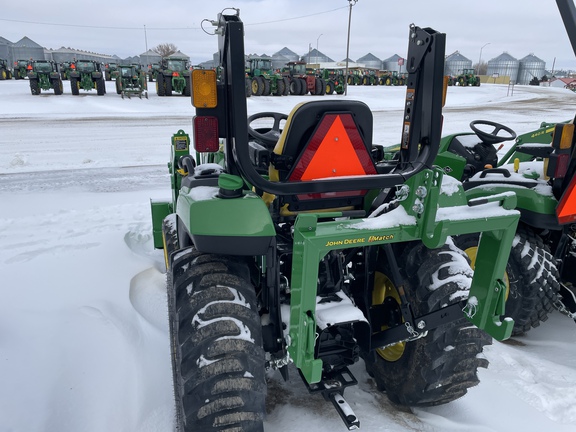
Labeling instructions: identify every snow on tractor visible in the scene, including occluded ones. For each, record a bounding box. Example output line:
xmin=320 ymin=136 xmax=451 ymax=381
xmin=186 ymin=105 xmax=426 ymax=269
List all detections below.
xmin=115 ymin=64 xmax=148 ymax=99
xmin=68 ymin=60 xmax=106 ymax=96
xmin=26 ymin=60 xmax=63 ymax=95
xmin=150 ymin=10 xmax=521 ymax=431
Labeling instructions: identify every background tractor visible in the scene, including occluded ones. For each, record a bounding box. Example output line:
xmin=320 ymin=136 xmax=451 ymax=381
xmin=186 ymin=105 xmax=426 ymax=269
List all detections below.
xmin=282 ymin=60 xmax=325 ymax=95
xmin=59 ymin=62 xmax=74 ymax=80
xmin=104 ymin=62 xmax=119 ymax=81
xmin=147 ymin=62 xmax=161 ymax=82
xmin=0 ymin=59 xmax=13 ymax=80
xmin=68 ymin=60 xmax=106 ymax=95
xmin=432 ymin=118 xmax=576 ymax=333
xmin=27 ymin=60 xmax=63 ymax=95
xmin=115 ymin=64 xmax=148 ymax=99
xmin=13 ymin=59 xmax=30 ymax=80
xmin=155 ymin=57 xmax=191 ymax=96
xmin=322 ymin=68 xmax=345 ymax=94
xmin=150 ymin=11 xmax=521 ymax=432
xmin=247 ymin=56 xmax=287 ymax=96
xmin=380 ymin=70 xmax=406 ymax=86
xmin=453 ymin=68 xmax=481 ymax=86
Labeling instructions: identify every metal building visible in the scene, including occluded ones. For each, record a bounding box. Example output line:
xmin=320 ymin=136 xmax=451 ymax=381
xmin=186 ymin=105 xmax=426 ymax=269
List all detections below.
xmin=0 ymin=36 xmax=12 ymax=63
xmin=487 ymin=52 xmax=520 ymax=83
xmin=444 ymin=51 xmax=473 ymax=76
xmin=356 ymin=53 xmax=382 ymax=70
xmin=139 ymin=49 xmax=162 ymax=67
xmin=517 ymin=53 xmax=546 ymax=85
xmin=382 ymin=54 xmax=404 ymax=72
xmin=301 ymin=48 xmax=333 ymax=64
xmin=11 ymin=36 xmax=45 ymax=62
xmin=273 ymin=47 xmax=299 ymax=68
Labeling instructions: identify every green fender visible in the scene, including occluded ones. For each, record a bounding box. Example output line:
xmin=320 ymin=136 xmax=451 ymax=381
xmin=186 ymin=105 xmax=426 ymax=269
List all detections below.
xmin=176 ymin=184 xmax=275 ymax=256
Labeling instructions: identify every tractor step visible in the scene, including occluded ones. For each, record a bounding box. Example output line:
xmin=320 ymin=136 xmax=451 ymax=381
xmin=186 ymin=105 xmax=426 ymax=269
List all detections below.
xmin=329 ymin=393 xmax=360 ymax=430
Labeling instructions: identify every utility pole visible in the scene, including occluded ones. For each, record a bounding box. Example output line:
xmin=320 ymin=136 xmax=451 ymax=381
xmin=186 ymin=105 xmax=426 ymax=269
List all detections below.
xmin=344 ymin=0 xmax=358 ymax=96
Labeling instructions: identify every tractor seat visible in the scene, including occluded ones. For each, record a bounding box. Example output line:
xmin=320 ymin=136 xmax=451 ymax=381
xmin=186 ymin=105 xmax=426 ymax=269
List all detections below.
xmin=267 ymin=100 xmax=377 ymax=215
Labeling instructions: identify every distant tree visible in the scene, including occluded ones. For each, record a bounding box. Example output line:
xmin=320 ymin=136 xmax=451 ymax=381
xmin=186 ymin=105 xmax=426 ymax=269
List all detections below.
xmin=153 ymin=43 xmax=178 ymax=58
xmin=541 ymin=75 xmax=549 ymax=82
xmin=529 ymin=77 xmax=540 ymax=86
xmin=474 ymin=61 xmax=488 ymax=75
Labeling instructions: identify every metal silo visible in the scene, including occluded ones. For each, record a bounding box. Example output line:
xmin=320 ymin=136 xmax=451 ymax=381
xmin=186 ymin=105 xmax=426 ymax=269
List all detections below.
xmin=517 ymin=54 xmax=546 ymax=84
xmin=487 ymin=52 xmax=519 ymax=83
xmin=444 ymin=51 xmax=473 ymax=76
xmin=0 ymin=36 xmax=12 ymax=63
xmin=382 ymin=54 xmax=403 ymax=72
xmin=11 ymin=36 xmax=45 ymax=61
xmin=357 ymin=53 xmax=382 ymax=70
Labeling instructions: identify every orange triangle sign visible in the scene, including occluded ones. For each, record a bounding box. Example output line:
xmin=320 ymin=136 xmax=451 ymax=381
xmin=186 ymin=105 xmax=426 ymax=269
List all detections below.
xmin=290 ymin=114 xmax=375 ymax=181
xmin=557 ymin=174 xmax=576 ymax=224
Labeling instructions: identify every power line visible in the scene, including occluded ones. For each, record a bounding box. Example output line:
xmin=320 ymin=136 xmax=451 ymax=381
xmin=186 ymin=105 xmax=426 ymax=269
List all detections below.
xmin=0 ymin=8 xmax=347 ymax=31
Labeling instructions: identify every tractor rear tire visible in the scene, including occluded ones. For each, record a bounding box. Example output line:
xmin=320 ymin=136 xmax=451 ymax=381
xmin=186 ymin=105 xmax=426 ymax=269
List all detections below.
xmin=325 ymin=80 xmax=334 ymax=95
xmin=168 ymin=250 xmax=266 ymax=432
xmin=365 ymin=241 xmax=491 ymax=407
xmin=156 ymin=74 xmax=165 ymax=96
xmin=455 ymin=226 xmax=560 ymax=336
xmin=165 ymin=76 xmax=173 ymax=96
xmin=289 ymin=78 xmax=301 ymax=95
xmin=262 ymin=78 xmax=271 ymax=96
xmin=116 ymin=79 xmax=122 ymax=95
xmin=96 ymin=77 xmax=105 ymax=95
xmin=183 ymin=76 xmax=191 ymax=96
xmin=252 ymin=77 xmax=264 ymax=96
xmin=282 ymin=77 xmax=290 ymax=96
xmin=299 ymin=78 xmax=307 ymax=95
xmin=274 ymin=78 xmax=285 ymax=96
xmin=53 ymin=79 xmax=63 ymax=95
xmin=30 ymin=79 xmax=40 ymax=95
xmin=71 ymin=78 xmax=79 ymax=95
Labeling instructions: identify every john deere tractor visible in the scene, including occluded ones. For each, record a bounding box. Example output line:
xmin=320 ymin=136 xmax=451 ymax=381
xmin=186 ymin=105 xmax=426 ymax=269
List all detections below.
xmin=247 ymin=56 xmax=287 ymax=96
xmin=68 ymin=60 xmax=106 ymax=95
xmin=0 ymin=58 xmax=13 ymax=80
xmin=453 ymin=68 xmax=481 ymax=86
xmin=27 ymin=60 xmax=63 ymax=95
xmin=322 ymin=68 xmax=345 ymax=95
xmin=156 ymin=57 xmax=191 ymax=96
xmin=151 ymin=11 xmax=521 ymax=431
xmin=281 ymin=61 xmax=325 ymax=96
xmin=13 ymin=59 xmax=30 ymax=80
xmin=115 ymin=64 xmax=148 ymax=99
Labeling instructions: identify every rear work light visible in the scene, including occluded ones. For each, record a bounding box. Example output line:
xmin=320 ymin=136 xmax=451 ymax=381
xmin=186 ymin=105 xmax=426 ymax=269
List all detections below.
xmin=193 ymin=116 xmax=219 ymax=153
xmin=192 ymin=69 xmax=217 ymax=108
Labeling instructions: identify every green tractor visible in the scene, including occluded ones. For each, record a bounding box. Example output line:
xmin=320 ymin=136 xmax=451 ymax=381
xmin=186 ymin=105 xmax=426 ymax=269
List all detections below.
xmin=27 ymin=60 xmax=63 ymax=95
xmin=361 ymin=69 xmax=379 ymax=85
xmin=68 ymin=60 xmax=106 ymax=95
xmin=156 ymin=57 xmax=191 ymax=96
xmin=248 ymin=56 xmax=288 ymax=96
xmin=433 ymin=117 xmax=576 ymax=333
xmin=380 ymin=70 xmax=406 ymax=86
xmin=150 ymin=11 xmax=521 ymax=431
xmin=104 ymin=62 xmax=119 ymax=81
xmin=147 ymin=62 xmax=161 ymax=82
xmin=13 ymin=59 xmax=30 ymax=80
xmin=346 ymin=68 xmax=363 ymax=86
xmin=59 ymin=62 xmax=74 ymax=80
xmin=0 ymin=58 xmax=13 ymax=80
xmin=322 ymin=68 xmax=345 ymax=94
xmin=114 ymin=64 xmax=148 ymax=99
xmin=454 ymin=68 xmax=481 ymax=86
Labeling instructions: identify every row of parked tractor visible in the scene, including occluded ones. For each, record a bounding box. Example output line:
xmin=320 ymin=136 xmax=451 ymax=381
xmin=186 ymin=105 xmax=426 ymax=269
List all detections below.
xmin=245 ymin=57 xmax=411 ymax=97
xmin=0 ymin=56 xmax=196 ymax=98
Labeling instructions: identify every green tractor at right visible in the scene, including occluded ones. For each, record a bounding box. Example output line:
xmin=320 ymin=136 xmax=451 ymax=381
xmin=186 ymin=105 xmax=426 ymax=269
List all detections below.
xmin=13 ymin=59 xmax=30 ymax=80
xmin=27 ymin=60 xmax=63 ymax=95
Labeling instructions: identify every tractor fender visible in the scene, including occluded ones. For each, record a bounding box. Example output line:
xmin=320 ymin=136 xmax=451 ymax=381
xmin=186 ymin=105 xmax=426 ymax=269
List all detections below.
xmin=176 ymin=186 xmax=275 ymax=255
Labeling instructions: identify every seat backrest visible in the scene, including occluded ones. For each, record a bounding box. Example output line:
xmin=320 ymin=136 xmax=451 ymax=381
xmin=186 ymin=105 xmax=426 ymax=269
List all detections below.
xmin=268 ymin=100 xmax=377 ymax=214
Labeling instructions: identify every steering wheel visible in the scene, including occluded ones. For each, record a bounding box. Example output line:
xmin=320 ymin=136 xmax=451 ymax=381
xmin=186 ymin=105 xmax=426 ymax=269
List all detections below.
xmin=248 ymin=112 xmax=288 ymax=148
xmin=470 ymin=120 xmax=517 ymax=146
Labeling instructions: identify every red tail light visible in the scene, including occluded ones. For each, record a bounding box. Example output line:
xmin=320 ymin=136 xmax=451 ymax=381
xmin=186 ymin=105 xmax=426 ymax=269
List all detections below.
xmin=26 ymin=65 xmax=32 ymax=70
xmin=173 ymin=72 xmax=180 ymax=77
xmin=193 ymin=116 xmax=219 ymax=152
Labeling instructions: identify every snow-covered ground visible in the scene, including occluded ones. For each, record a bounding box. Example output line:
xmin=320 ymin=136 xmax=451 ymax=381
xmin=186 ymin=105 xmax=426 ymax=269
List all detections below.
xmin=1 ymin=79 xmax=576 ymax=432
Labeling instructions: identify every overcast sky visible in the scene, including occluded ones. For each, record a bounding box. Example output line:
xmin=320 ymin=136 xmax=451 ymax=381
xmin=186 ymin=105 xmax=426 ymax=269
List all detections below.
xmin=2 ymin=0 xmax=576 ymax=71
